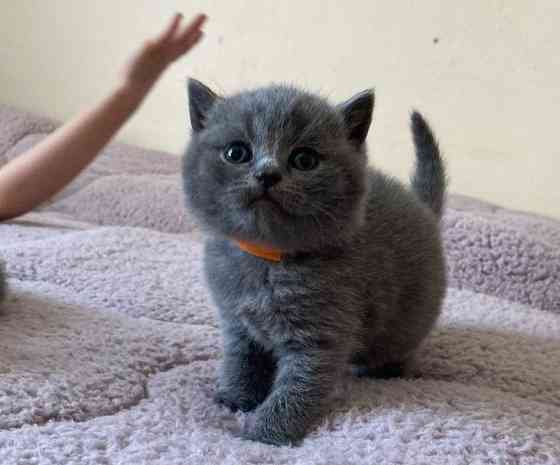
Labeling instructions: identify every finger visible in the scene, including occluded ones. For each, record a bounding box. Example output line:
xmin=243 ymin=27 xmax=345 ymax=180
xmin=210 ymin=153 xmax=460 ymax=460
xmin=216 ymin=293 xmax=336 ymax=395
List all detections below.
xmin=176 ymin=13 xmax=207 ymax=43
xmin=184 ymin=30 xmax=204 ymax=51
xmin=156 ymin=13 xmax=183 ymax=43
xmin=171 ymin=30 xmax=204 ymax=60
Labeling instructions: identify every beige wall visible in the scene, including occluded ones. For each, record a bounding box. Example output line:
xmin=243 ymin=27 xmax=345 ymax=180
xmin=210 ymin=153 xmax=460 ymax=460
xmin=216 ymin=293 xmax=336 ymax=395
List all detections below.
xmin=1 ymin=0 xmax=558 ymax=218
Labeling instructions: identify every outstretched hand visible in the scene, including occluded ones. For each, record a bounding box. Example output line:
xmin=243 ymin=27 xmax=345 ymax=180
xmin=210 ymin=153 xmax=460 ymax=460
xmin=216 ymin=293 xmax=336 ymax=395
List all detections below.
xmin=0 ymin=12 xmax=208 ymax=221
xmin=123 ymin=13 xmax=207 ymax=92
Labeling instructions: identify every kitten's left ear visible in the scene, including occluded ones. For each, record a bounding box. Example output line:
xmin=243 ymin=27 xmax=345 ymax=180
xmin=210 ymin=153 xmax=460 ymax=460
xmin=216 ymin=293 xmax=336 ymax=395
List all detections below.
xmin=187 ymin=78 xmax=220 ymax=132
xmin=338 ymin=89 xmax=375 ymax=147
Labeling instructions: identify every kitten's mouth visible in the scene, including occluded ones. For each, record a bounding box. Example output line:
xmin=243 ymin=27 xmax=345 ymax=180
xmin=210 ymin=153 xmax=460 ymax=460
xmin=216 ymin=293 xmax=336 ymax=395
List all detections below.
xmin=249 ymin=192 xmax=276 ymax=206
xmin=248 ymin=192 xmax=286 ymax=212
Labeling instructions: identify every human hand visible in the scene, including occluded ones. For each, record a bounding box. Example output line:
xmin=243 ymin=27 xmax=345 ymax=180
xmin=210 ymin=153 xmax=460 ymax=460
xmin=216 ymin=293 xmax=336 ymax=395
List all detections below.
xmin=0 ymin=14 xmax=207 ymax=222
xmin=122 ymin=13 xmax=207 ymax=94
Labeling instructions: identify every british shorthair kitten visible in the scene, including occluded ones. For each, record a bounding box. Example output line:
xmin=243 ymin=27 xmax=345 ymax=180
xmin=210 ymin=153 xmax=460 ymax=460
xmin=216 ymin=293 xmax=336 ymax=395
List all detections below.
xmin=182 ymin=80 xmax=446 ymax=446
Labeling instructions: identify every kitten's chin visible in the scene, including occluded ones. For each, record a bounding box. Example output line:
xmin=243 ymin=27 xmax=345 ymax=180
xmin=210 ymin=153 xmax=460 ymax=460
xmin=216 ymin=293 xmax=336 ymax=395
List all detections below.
xmin=224 ymin=211 xmax=355 ymax=254
xmin=214 ymin=193 xmax=366 ymax=253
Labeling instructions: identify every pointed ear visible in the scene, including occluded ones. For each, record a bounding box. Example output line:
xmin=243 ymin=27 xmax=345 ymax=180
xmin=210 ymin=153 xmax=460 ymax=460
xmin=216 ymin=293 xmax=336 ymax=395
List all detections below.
xmin=187 ymin=78 xmax=219 ymax=132
xmin=337 ymin=89 xmax=374 ymax=147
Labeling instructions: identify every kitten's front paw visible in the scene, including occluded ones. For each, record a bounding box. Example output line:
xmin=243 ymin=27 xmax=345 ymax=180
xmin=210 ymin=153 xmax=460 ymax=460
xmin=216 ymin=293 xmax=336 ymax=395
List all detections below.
xmin=214 ymin=389 xmax=261 ymax=413
xmin=242 ymin=412 xmax=302 ymax=447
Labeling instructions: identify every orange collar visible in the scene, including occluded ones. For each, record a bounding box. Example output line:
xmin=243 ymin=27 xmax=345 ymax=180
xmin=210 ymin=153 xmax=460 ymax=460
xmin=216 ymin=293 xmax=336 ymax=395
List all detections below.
xmin=236 ymin=240 xmax=283 ymax=262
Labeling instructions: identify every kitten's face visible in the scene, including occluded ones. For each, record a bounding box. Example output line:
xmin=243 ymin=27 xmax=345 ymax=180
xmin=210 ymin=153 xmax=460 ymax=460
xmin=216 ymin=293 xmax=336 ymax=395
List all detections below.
xmin=183 ymin=81 xmax=374 ymax=251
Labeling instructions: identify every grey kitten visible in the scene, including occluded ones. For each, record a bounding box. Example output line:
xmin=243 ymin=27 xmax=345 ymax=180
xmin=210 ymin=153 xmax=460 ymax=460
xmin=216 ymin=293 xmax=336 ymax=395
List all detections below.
xmin=182 ymin=80 xmax=446 ymax=446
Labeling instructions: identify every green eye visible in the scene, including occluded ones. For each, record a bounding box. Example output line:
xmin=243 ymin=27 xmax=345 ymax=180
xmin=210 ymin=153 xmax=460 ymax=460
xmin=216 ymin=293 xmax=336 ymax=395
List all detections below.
xmin=289 ymin=148 xmax=319 ymax=171
xmin=224 ymin=142 xmax=252 ymax=164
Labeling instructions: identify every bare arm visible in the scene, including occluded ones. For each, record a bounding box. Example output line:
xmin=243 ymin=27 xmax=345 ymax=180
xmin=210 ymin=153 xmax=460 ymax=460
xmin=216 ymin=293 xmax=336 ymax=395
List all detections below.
xmin=0 ymin=13 xmax=206 ymax=221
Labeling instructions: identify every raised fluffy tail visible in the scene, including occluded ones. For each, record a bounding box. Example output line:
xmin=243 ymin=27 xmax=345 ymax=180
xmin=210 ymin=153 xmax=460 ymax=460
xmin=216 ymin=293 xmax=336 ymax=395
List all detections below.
xmin=410 ymin=111 xmax=446 ymax=219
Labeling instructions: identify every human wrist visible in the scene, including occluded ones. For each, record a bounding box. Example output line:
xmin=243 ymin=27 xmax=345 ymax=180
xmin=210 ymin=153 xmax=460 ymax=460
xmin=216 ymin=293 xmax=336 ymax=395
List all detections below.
xmin=113 ymin=79 xmax=153 ymax=110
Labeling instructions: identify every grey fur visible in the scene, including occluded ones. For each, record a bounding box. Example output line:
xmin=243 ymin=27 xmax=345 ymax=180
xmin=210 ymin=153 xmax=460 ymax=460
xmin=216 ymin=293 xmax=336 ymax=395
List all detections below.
xmin=410 ymin=110 xmax=446 ymax=218
xmin=182 ymin=80 xmax=447 ymax=446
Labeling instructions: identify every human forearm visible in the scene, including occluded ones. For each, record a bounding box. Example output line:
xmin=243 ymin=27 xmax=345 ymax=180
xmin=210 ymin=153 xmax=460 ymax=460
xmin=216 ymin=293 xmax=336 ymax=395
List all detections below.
xmin=0 ymin=84 xmax=147 ymax=220
xmin=0 ymin=12 xmax=206 ymax=221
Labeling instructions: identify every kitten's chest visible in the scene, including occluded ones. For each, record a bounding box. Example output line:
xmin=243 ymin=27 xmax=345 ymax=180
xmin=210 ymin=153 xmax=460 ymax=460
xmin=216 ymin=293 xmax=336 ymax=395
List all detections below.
xmin=205 ymin=241 xmax=307 ymax=347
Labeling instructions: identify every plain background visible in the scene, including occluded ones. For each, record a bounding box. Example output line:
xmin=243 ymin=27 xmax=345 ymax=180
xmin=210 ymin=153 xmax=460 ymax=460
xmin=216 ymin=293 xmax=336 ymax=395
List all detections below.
xmin=0 ymin=0 xmax=558 ymax=219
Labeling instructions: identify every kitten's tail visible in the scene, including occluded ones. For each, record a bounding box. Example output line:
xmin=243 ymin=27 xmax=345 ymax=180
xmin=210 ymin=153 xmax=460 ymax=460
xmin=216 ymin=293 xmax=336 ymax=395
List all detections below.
xmin=410 ymin=111 xmax=446 ymax=219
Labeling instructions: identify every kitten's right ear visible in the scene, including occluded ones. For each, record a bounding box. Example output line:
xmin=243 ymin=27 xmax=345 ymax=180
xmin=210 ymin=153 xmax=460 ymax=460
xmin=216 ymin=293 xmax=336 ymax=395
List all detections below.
xmin=187 ymin=78 xmax=219 ymax=132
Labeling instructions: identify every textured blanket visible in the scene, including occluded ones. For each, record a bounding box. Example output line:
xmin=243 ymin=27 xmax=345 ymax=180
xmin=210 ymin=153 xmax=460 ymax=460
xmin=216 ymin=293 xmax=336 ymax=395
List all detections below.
xmin=1 ymin=104 xmax=559 ymax=464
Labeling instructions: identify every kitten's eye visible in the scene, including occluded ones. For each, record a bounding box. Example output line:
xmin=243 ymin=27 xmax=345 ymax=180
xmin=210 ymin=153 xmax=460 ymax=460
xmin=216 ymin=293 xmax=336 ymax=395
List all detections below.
xmin=289 ymin=148 xmax=319 ymax=171
xmin=223 ymin=142 xmax=252 ymax=164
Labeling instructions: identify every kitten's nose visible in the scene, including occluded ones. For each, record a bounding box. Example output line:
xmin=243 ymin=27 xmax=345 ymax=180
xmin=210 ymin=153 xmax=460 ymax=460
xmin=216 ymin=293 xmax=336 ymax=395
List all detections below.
xmin=255 ymin=170 xmax=282 ymax=189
